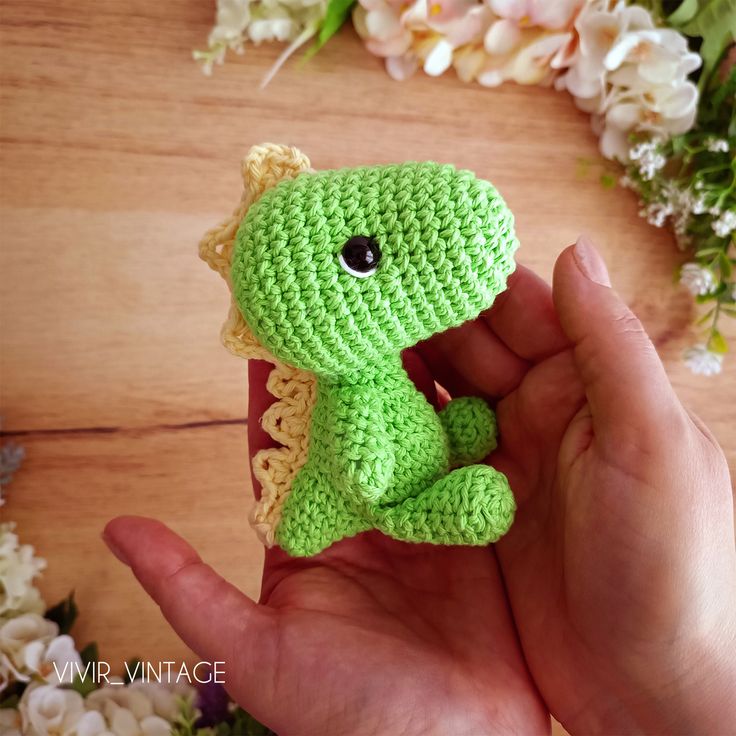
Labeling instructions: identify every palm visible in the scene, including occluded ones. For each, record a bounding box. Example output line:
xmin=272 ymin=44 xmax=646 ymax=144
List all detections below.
xmin=251 ymin=534 xmax=547 ymax=734
xmin=421 ymin=265 xmax=622 ymax=725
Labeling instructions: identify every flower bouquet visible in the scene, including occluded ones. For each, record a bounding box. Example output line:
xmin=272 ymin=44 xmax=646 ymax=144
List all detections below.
xmin=196 ymin=0 xmax=736 ymax=373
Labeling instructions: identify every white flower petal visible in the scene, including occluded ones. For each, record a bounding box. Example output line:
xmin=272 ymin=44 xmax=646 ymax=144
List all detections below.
xmin=140 ymin=715 xmax=173 ymax=736
xmin=423 ymin=38 xmax=454 ymax=76
xmin=484 ymin=19 xmax=521 ymax=55
xmin=599 ymin=123 xmax=631 ymax=161
xmin=605 ymin=101 xmax=641 ymax=130
xmin=385 ymin=53 xmax=418 ymax=80
xmin=76 ymin=710 xmax=109 ymax=736
xmin=365 ymin=7 xmax=401 ymax=40
xmin=489 ymin=0 xmax=526 ymax=21
xmin=604 ymin=33 xmax=640 ymax=70
xmin=530 ymin=0 xmax=582 ymax=29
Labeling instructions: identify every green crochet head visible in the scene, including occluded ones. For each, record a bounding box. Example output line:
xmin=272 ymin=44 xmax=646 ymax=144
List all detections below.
xmin=231 ymin=162 xmax=518 ymax=376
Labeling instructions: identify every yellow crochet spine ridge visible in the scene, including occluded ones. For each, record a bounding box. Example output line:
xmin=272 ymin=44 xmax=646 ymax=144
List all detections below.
xmin=198 ymin=143 xmax=316 ymax=547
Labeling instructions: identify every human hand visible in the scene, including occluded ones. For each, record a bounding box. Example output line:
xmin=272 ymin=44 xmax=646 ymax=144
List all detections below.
xmin=420 ymin=237 xmax=736 ymax=734
xmin=103 ymin=359 xmax=549 ymax=735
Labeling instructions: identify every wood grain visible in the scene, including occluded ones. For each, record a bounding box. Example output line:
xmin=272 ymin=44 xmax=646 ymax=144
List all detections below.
xmin=1 ymin=0 xmax=733 ymax=701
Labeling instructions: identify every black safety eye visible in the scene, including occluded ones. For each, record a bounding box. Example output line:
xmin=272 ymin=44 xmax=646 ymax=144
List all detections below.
xmin=339 ymin=236 xmax=381 ymax=278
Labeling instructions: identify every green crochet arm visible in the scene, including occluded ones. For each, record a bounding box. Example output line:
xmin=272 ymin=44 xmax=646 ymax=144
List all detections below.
xmin=325 ymin=384 xmax=395 ymax=504
xmin=439 ymin=397 xmax=498 ymax=467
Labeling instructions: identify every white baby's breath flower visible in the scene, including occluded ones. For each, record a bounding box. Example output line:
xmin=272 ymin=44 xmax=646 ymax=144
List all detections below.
xmin=641 ymin=201 xmax=672 ymax=227
xmin=629 ymin=140 xmax=666 ymax=179
xmin=680 ymin=263 xmax=716 ymax=296
xmin=684 ymin=344 xmax=723 ymax=376
xmin=712 ymin=209 xmax=736 ymax=238
xmin=19 ymin=684 xmax=86 ymax=736
xmin=619 ymin=173 xmax=637 ymax=190
xmin=705 ymin=137 xmax=729 ymax=153
xmin=0 ymin=524 xmax=47 ymax=621
xmin=690 ymin=195 xmax=707 ymax=215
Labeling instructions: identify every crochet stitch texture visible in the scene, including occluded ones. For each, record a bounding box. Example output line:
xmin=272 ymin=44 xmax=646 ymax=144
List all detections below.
xmin=229 ymin=158 xmax=519 ymax=556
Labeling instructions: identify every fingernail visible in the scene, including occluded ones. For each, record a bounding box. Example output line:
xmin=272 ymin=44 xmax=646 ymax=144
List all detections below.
xmin=574 ymin=236 xmax=610 ymax=287
xmin=102 ymin=531 xmax=130 ymax=566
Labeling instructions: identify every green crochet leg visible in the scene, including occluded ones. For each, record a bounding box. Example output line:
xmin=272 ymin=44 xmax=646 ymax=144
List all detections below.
xmin=376 ymin=465 xmax=515 ymax=546
xmin=276 ymin=477 xmax=372 ymax=557
xmin=439 ymin=397 xmax=498 ymax=466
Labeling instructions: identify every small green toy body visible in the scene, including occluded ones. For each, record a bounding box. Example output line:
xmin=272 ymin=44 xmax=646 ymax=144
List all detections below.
xmin=231 ymin=161 xmax=519 ymax=556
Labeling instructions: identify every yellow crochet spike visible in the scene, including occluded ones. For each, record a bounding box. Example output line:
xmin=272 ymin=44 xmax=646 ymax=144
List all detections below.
xmin=199 ymin=143 xmax=317 ymax=547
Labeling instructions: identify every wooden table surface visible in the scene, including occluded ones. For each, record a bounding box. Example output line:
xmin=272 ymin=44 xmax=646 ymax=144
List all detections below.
xmin=1 ymin=0 xmax=734 ymax=689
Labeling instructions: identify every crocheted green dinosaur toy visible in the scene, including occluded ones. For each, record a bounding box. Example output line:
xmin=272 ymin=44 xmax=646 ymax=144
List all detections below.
xmin=231 ymin=161 xmax=518 ymax=557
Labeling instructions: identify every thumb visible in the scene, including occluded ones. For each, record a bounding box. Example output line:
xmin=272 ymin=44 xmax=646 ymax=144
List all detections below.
xmin=103 ymin=516 xmax=275 ymax=717
xmin=553 ymin=237 xmax=680 ymax=452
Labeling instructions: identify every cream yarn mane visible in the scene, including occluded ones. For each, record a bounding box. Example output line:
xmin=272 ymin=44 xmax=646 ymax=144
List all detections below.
xmin=198 ymin=143 xmax=316 ymax=546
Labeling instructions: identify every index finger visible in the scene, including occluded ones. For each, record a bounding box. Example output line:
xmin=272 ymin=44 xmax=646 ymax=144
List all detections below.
xmin=483 ymin=264 xmax=570 ymax=362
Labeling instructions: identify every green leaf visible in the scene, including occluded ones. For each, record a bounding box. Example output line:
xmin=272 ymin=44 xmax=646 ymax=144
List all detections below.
xmin=671 ymin=134 xmax=687 ymax=154
xmin=719 ymin=250 xmax=734 ymax=278
xmin=668 ymin=0 xmax=701 ymax=25
xmin=695 ymin=307 xmax=716 ymax=324
xmin=79 ymin=641 xmax=98 ymax=668
xmin=696 ymin=246 xmax=725 ymax=257
xmin=229 ymin=707 xmax=277 ymax=735
xmin=600 ymin=172 xmax=617 ymax=189
xmin=69 ymin=672 xmax=98 ymax=697
xmin=681 ymin=0 xmax=736 ymax=85
xmin=305 ymin=0 xmax=356 ymax=58
xmin=45 ymin=592 xmax=78 ymax=635
xmin=708 ymin=329 xmax=729 ymax=353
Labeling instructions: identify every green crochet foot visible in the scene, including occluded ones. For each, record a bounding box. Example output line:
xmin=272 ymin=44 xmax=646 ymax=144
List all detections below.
xmin=276 ymin=477 xmax=372 ymax=557
xmin=376 ymin=464 xmax=515 ymax=546
xmin=439 ymin=397 xmax=498 ymax=466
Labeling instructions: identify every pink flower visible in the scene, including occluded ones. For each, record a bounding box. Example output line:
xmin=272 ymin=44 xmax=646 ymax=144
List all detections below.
xmin=487 ymin=0 xmax=581 ymax=30
xmin=354 ymin=0 xmax=490 ymax=80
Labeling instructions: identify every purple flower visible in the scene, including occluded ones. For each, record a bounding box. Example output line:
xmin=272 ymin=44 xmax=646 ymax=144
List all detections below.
xmin=195 ymin=678 xmax=231 ymax=727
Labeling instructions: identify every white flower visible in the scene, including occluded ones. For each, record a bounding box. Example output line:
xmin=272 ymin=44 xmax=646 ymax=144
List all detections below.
xmin=209 ymin=0 xmax=250 ymax=47
xmin=712 ymin=209 xmax=736 ymax=238
xmin=74 ymin=710 xmax=114 ymax=736
xmin=85 ymin=684 xmax=174 ymax=736
xmin=128 ymin=680 xmax=192 ymax=721
xmin=86 ymin=684 xmax=156 ymax=721
xmin=684 ymin=344 xmax=723 ymax=376
xmin=22 ymin=634 xmax=83 ymax=685
xmin=0 ymin=524 xmax=47 ymax=620
xmin=0 ymin=613 xmax=59 ymax=688
xmin=705 ymin=137 xmax=729 ymax=153
xmin=680 ymin=263 xmax=716 ymax=296
xmin=488 ymin=0 xmax=582 ymax=29
xmin=19 ymin=684 xmax=86 ymax=736
xmin=196 ymin=0 xmax=328 ymax=79
xmin=559 ymin=0 xmax=700 ymax=160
